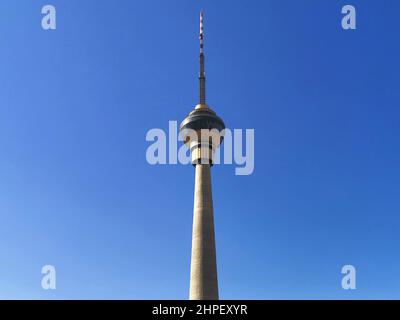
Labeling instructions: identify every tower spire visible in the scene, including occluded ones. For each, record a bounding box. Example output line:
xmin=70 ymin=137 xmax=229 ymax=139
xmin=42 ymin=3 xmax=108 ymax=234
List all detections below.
xmin=199 ymin=11 xmax=206 ymax=105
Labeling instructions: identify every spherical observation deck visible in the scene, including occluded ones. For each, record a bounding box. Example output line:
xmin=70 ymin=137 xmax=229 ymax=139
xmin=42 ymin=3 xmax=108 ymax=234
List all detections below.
xmin=180 ymin=104 xmax=225 ymax=165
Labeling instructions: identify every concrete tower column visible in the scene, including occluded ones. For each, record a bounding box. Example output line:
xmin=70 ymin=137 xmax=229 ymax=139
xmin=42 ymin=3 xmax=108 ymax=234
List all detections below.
xmin=189 ymin=164 xmax=219 ymax=300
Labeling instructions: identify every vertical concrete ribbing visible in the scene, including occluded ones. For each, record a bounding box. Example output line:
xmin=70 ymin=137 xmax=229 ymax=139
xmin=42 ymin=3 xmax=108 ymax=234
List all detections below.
xmin=189 ymin=164 xmax=219 ymax=300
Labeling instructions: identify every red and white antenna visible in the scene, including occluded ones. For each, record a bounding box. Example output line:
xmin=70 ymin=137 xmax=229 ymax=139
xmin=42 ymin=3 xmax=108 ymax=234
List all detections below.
xmin=199 ymin=11 xmax=206 ymax=104
xmin=199 ymin=11 xmax=204 ymax=54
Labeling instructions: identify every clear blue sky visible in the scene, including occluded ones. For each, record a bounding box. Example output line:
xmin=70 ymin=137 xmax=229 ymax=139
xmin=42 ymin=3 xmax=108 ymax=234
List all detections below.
xmin=0 ymin=0 xmax=399 ymax=299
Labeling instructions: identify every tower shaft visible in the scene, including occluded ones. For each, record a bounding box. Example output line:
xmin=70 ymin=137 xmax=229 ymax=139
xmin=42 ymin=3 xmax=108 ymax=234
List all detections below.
xmin=189 ymin=164 xmax=219 ymax=300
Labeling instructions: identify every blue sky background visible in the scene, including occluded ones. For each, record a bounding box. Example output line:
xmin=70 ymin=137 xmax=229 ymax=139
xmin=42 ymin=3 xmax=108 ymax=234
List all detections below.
xmin=0 ymin=0 xmax=400 ymax=299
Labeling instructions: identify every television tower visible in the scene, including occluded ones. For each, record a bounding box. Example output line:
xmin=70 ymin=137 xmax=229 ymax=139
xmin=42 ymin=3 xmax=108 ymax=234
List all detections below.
xmin=180 ymin=12 xmax=225 ymax=300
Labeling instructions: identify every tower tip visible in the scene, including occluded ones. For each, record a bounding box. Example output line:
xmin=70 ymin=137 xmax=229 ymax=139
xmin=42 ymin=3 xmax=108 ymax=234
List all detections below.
xmin=199 ymin=11 xmax=204 ymax=52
